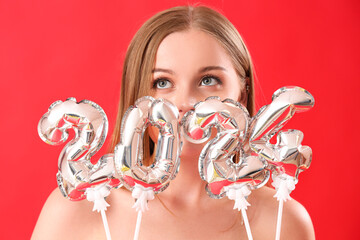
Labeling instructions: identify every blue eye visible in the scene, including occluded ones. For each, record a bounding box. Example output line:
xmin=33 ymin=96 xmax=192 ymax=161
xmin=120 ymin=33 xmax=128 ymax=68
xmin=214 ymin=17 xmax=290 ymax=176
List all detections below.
xmin=200 ymin=75 xmax=220 ymax=86
xmin=153 ymin=79 xmax=172 ymax=89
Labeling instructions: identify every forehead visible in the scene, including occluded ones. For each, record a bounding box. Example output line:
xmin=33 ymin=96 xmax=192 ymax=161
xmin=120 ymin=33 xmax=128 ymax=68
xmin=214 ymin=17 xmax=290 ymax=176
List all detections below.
xmin=154 ymin=29 xmax=234 ymax=72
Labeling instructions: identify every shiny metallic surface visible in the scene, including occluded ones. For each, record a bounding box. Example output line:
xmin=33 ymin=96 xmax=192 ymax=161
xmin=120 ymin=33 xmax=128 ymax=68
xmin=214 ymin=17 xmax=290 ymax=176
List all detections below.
xmin=182 ymin=97 xmax=249 ymax=144
xmin=114 ymin=97 xmax=181 ymax=194
xmin=38 ymin=98 xmax=119 ymax=201
xmin=257 ymin=130 xmax=312 ymax=182
xmin=182 ymin=97 xmax=269 ymax=198
xmin=249 ymin=86 xmax=314 ymax=144
xmin=248 ymin=86 xmax=314 ymax=182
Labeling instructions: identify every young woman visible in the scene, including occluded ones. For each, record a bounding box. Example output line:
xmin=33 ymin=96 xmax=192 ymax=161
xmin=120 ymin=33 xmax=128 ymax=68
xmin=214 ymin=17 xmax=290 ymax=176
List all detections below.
xmin=32 ymin=6 xmax=315 ymax=239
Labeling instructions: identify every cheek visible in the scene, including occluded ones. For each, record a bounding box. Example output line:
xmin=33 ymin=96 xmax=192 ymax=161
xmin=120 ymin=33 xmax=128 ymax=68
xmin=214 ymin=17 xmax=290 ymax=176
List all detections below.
xmin=224 ymin=78 xmax=245 ymax=102
xmin=216 ymin=87 xmax=242 ymax=103
xmin=152 ymin=92 xmax=176 ymax=106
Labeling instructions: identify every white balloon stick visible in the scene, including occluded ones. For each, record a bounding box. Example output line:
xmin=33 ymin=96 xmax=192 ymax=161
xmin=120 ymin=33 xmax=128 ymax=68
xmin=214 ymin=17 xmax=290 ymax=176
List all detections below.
xmin=275 ymin=199 xmax=284 ymax=240
xmin=100 ymin=209 xmax=112 ymax=240
xmin=86 ymin=185 xmax=113 ymax=240
xmin=241 ymin=208 xmax=253 ymax=240
xmin=272 ymin=174 xmax=296 ymax=240
xmin=131 ymin=184 xmax=155 ymax=240
xmin=133 ymin=210 xmax=143 ymax=240
xmin=224 ymin=184 xmax=253 ymax=240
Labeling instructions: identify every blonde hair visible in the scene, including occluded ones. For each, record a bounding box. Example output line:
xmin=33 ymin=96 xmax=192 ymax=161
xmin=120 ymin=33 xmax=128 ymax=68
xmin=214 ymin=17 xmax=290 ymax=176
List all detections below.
xmin=109 ymin=5 xmax=255 ymax=154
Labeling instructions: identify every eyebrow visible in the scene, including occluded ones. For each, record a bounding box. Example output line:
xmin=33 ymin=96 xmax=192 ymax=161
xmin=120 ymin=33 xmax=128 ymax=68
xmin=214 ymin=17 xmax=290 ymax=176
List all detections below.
xmin=152 ymin=66 xmax=227 ymax=75
xmin=199 ymin=66 xmax=227 ymax=73
xmin=152 ymin=68 xmax=175 ymax=75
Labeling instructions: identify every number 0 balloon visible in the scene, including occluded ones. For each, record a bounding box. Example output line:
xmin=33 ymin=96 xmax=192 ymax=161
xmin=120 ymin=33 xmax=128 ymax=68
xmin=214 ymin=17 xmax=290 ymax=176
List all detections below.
xmin=114 ymin=96 xmax=181 ymax=240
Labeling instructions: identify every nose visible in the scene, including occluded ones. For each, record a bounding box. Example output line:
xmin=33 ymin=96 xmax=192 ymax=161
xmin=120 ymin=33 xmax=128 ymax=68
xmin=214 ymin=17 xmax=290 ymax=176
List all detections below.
xmin=173 ymin=91 xmax=197 ymax=120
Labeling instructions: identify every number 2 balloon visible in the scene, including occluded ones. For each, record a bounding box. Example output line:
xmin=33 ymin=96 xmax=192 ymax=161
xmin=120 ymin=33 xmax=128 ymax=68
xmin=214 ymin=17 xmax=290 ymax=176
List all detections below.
xmin=38 ymin=98 xmax=120 ymax=240
xmin=182 ymin=96 xmax=270 ymax=240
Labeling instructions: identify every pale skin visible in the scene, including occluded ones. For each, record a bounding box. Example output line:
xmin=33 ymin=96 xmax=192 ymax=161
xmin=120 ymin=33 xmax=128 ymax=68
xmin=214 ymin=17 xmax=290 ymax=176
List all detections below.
xmin=32 ymin=29 xmax=315 ymax=240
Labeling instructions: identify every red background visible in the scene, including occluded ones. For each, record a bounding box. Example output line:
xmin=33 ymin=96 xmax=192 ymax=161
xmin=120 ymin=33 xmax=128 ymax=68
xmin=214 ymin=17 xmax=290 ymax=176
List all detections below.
xmin=1 ymin=0 xmax=359 ymax=239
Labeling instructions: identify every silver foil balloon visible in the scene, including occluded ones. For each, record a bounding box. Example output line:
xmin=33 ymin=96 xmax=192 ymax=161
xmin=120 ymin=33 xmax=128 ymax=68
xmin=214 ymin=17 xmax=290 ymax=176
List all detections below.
xmin=114 ymin=96 xmax=181 ymax=194
xmin=263 ymin=129 xmax=312 ymax=181
xmin=182 ymin=97 xmax=248 ymax=144
xmin=182 ymin=97 xmax=269 ymax=198
xmin=38 ymin=98 xmax=119 ymax=201
xmin=249 ymin=86 xmax=314 ymax=182
xmin=249 ymin=86 xmax=315 ymax=147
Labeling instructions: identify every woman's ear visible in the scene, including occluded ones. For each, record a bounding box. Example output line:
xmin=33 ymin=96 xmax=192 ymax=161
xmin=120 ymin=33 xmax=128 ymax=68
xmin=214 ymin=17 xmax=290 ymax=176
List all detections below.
xmin=239 ymin=77 xmax=250 ymax=107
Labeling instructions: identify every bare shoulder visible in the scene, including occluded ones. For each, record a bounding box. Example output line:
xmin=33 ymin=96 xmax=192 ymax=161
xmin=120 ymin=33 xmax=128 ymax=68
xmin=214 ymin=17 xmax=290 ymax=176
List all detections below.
xmin=250 ymin=186 xmax=315 ymax=240
xmin=31 ymin=188 xmax=99 ymax=240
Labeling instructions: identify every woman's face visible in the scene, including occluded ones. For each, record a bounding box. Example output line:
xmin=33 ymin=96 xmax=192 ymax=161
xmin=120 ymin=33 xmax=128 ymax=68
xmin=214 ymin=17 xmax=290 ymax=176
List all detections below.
xmin=150 ymin=29 xmax=245 ymax=157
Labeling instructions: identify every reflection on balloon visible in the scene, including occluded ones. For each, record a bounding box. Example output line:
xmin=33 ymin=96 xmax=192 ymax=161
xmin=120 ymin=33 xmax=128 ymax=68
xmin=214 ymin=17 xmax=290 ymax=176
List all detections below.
xmin=38 ymin=98 xmax=119 ymax=240
xmin=248 ymin=86 xmax=314 ymax=190
xmin=38 ymin=98 xmax=119 ymax=201
xmin=247 ymin=86 xmax=314 ymax=240
xmin=114 ymin=96 xmax=181 ymax=240
xmin=37 ymin=86 xmax=315 ymax=240
xmin=182 ymin=96 xmax=269 ymax=199
xmin=268 ymin=130 xmax=312 ymax=180
xmin=249 ymin=86 xmax=315 ymax=154
xmin=182 ymin=96 xmax=270 ymax=240
xmin=114 ymin=96 xmax=181 ymax=193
